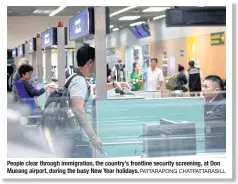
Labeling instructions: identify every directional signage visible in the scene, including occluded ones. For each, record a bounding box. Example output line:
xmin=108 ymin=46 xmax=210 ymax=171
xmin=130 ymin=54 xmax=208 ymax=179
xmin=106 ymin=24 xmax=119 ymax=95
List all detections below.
xmin=210 ymin=32 xmax=225 ymax=45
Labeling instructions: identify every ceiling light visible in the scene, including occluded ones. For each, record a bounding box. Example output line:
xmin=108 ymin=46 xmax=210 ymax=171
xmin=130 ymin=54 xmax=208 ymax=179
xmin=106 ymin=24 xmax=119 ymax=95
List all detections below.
xmin=32 ymin=10 xmax=54 ymax=14
xmin=49 ymin=6 xmax=66 ymax=16
xmin=110 ymin=25 xmax=114 ymax=28
xmin=112 ymin=28 xmax=119 ymax=32
xmin=119 ymin=16 xmax=140 ymax=21
xmin=143 ymin=7 xmax=170 ymax=12
xmin=130 ymin=21 xmax=145 ymax=26
xmin=110 ymin=6 xmax=137 ymax=17
xmin=153 ymin=15 xmax=166 ymax=20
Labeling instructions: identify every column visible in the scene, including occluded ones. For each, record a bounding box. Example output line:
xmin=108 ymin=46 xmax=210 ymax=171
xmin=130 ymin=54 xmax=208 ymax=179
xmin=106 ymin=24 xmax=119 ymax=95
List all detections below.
xmin=45 ymin=48 xmax=52 ymax=83
xmin=36 ymin=37 xmax=43 ymax=83
xmin=57 ymin=27 xmax=66 ymax=88
xmin=95 ymin=7 xmax=107 ymax=100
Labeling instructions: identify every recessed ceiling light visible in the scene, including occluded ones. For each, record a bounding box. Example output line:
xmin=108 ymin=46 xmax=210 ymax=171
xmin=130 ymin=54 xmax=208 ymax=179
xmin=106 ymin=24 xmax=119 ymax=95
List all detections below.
xmin=32 ymin=10 xmax=54 ymax=14
xmin=130 ymin=21 xmax=145 ymax=26
xmin=143 ymin=7 xmax=170 ymax=12
xmin=153 ymin=15 xmax=166 ymax=20
xmin=112 ymin=28 xmax=119 ymax=32
xmin=119 ymin=16 xmax=140 ymax=21
xmin=110 ymin=25 xmax=114 ymax=28
xmin=110 ymin=6 xmax=137 ymax=17
xmin=49 ymin=6 xmax=67 ymax=16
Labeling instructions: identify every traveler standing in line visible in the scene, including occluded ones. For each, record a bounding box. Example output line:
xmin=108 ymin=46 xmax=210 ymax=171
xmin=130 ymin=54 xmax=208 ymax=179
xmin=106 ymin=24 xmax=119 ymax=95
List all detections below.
xmin=174 ymin=64 xmax=188 ymax=92
xmin=68 ymin=46 xmax=129 ymax=157
xmin=186 ymin=60 xmax=203 ymax=96
xmin=12 ymin=58 xmax=29 ymax=99
xmin=144 ymin=58 xmax=164 ymax=91
xmin=14 ymin=64 xmax=56 ymax=116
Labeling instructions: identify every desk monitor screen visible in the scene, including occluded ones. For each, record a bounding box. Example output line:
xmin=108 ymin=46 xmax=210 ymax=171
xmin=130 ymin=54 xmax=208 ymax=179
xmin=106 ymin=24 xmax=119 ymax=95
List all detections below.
xmin=143 ymin=119 xmax=196 ymax=157
xmin=12 ymin=48 xmax=17 ymax=58
xmin=28 ymin=38 xmax=36 ymax=54
xmin=17 ymin=44 xmax=25 ymax=56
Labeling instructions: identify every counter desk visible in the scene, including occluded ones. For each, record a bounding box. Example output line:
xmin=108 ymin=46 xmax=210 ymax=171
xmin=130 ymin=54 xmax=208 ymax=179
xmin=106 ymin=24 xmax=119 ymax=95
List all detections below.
xmin=95 ymin=94 xmax=206 ymax=158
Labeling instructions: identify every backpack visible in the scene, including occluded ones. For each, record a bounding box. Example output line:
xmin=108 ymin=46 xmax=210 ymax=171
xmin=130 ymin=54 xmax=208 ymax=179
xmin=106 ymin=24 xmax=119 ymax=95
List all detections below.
xmin=40 ymin=72 xmax=89 ymax=137
xmin=165 ymin=74 xmax=180 ymax=91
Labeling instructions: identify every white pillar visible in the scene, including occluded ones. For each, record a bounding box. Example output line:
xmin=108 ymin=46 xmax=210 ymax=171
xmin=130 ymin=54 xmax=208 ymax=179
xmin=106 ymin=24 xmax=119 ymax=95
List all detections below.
xmin=57 ymin=27 xmax=66 ymax=88
xmin=95 ymin=7 xmax=107 ymax=100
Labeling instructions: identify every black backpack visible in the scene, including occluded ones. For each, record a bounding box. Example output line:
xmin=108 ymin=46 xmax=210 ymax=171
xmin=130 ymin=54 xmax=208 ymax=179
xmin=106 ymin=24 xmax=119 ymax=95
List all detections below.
xmin=40 ymin=72 xmax=87 ymax=137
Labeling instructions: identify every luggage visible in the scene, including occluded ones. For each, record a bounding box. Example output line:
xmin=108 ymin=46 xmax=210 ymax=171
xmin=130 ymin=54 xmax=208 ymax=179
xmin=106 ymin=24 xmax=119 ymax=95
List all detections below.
xmin=165 ymin=74 xmax=180 ymax=91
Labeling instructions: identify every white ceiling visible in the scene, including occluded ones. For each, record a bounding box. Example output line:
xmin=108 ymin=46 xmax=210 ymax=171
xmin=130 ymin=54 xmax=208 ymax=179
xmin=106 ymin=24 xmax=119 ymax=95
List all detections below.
xmin=7 ymin=6 xmax=172 ymax=28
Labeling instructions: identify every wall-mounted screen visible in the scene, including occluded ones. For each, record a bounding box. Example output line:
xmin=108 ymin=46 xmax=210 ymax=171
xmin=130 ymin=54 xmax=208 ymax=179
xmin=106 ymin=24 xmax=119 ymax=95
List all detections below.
xmin=28 ymin=37 xmax=37 ymax=54
xmin=41 ymin=27 xmax=68 ymax=48
xmin=41 ymin=28 xmax=56 ymax=49
xmin=12 ymin=48 xmax=17 ymax=58
xmin=69 ymin=7 xmax=110 ymax=41
xmin=129 ymin=24 xmax=151 ymax=39
xmin=17 ymin=44 xmax=25 ymax=56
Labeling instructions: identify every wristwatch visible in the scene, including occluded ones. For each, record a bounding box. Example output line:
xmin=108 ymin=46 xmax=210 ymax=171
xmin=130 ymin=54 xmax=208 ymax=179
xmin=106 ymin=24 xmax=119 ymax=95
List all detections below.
xmin=89 ymin=135 xmax=97 ymax=142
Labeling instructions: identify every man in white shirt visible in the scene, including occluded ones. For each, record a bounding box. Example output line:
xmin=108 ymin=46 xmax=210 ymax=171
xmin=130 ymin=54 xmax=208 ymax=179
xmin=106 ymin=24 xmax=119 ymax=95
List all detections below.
xmin=145 ymin=58 xmax=164 ymax=91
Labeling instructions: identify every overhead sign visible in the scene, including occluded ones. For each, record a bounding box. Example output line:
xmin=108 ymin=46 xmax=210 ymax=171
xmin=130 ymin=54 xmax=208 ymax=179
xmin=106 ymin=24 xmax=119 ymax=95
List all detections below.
xmin=41 ymin=28 xmax=55 ymax=48
xmin=18 ymin=44 xmax=25 ymax=56
xmin=12 ymin=48 xmax=17 ymax=58
xmin=69 ymin=9 xmax=90 ymax=40
xmin=210 ymin=32 xmax=225 ymax=45
xmin=28 ymin=38 xmax=36 ymax=54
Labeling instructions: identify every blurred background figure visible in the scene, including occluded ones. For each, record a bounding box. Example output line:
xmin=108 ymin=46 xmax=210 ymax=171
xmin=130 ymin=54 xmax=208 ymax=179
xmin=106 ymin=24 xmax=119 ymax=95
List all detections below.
xmin=107 ymin=64 xmax=112 ymax=83
xmin=174 ymin=64 xmax=188 ymax=92
xmin=130 ymin=62 xmax=143 ymax=91
xmin=187 ymin=60 xmax=203 ymax=97
xmin=144 ymin=58 xmax=164 ymax=91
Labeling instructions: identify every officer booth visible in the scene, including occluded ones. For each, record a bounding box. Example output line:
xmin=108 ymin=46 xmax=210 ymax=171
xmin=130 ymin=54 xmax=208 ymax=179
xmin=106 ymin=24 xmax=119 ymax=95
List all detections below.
xmin=37 ymin=23 xmax=68 ymax=107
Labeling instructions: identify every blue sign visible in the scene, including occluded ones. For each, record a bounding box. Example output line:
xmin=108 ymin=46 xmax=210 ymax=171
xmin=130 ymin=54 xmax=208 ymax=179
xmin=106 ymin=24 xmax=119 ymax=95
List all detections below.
xmin=12 ymin=48 xmax=17 ymax=58
xmin=28 ymin=38 xmax=36 ymax=54
xmin=41 ymin=28 xmax=54 ymax=48
xmin=69 ymin=9 xmax=90 ymax=40
xmin=18 ymin=44 xmax=25 ymax=56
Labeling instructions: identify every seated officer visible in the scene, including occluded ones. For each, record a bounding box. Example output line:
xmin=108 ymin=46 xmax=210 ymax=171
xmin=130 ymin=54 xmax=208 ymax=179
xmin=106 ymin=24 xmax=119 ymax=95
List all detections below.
xmin=202 ymin=75 xmax=226 ymax=152
xmin=202 ymin=75 xmax=226 ymax=120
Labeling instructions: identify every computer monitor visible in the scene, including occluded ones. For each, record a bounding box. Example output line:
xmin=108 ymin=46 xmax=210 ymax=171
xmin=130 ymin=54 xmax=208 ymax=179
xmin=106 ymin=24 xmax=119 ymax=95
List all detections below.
xmin=143 ymin=119 xmax=196 ymax=157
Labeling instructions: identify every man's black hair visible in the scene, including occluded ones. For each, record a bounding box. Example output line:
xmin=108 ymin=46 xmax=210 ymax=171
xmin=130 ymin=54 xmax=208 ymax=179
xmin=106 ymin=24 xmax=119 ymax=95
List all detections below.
xmin=178 ymin=64 xmax=185 ymax=72
xmin=18 ymin=64 xmax=33 ymax=77
xmin=188 ymin=60 xmax=195 ymax=67
xmin=205 ymin=75 xmax=225 ymax=90
xmin=151 ymin=58 xmax=158 ymax=63
xmin=76 ymin=45 xmax=95 ymax=67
